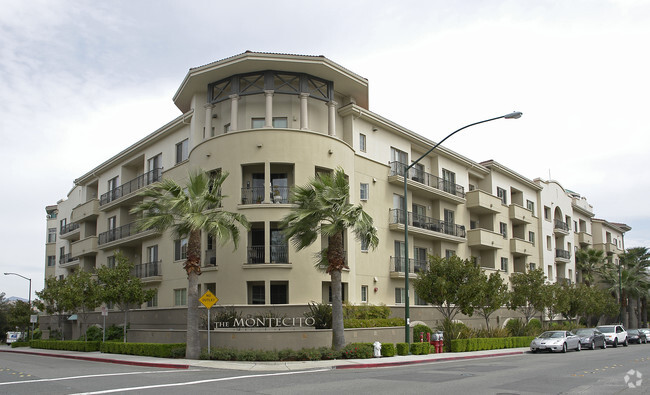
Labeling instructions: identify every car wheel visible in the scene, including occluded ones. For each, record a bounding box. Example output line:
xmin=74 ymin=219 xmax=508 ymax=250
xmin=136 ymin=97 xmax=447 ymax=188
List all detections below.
xmin=590 ymin=340 xmax=595 ymax=350
xmin=602 ymin=340 xmax=607 ymax=349
xmin=614 ymin=339 xmax=618 ymax=348
xmin=624 ymin=338 xmax=628 ymax=347
xmin=562 ymin=343 xmax=567 ymax=353
xmin=576 ymin=342 xmax=581 ymax=351
xmin=531 ymin=349 xmax=537 ymax=354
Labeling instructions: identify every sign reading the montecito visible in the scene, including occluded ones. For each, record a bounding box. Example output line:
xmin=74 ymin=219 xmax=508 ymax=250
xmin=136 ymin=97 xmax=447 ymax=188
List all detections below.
xmin=199 ymin=290 xmax=218 ymax=309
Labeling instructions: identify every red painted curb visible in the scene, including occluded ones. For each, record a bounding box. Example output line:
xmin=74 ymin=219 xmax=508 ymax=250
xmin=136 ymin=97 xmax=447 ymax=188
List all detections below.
xmin=334 ymin=350 xmax=525 ymax=369
xmin=0 ymin=349 xmax=190 ymax=369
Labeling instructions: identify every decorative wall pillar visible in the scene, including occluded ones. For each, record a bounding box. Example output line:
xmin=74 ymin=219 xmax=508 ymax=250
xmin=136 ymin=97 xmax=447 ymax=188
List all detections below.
xmin=265 ymin=90 xmax=274 ymax=127
xmin=204 ymin=103 xmax=213 ymax=138
xmin=299 ymin=93 xmax=310 ymax=130
xmin=229 ymin=94 xmax=240 ymax=131
xmin=327 ymin=101 xmax=337 ymax=136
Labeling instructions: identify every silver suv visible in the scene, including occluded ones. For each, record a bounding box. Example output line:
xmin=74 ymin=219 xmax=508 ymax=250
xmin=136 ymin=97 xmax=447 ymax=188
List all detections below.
xmin=597 ymin=324 xmax=628 ymax=347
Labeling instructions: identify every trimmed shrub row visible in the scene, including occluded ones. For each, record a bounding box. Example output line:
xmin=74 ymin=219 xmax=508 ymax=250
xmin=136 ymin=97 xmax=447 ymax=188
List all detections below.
xmin=29 ymin=340 xmax=101 ymax=352
xmin=100 ymin=342 xmax=186 ymax=358
xmin=450 ymin=336 xmax=535 ymax=352
xmin=344 ymin=318 xmax=405 ymax=328
xmin=10 ymin=341 xmax=30 ymax=348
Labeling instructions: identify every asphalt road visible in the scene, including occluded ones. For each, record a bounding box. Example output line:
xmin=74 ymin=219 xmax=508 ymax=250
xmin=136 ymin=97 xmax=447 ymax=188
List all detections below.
xmin=1 ymin=344 xmax=649 ymax=394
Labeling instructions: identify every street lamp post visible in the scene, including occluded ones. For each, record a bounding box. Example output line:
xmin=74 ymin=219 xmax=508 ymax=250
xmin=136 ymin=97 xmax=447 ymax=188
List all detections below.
xmin=4 ymin=272 xmax=32 ymax=340
xmin=402 ymin=112 xmax=522 ymax=344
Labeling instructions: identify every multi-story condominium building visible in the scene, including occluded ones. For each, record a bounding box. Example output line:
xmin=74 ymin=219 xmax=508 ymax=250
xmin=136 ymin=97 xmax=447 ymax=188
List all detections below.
xmin=44 ymin=52 xmax=630 ymax=332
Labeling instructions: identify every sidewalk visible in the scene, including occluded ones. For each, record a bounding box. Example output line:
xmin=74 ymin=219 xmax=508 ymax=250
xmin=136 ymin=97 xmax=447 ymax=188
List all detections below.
xmin=0 ymin=345 xmax=528 ymax=371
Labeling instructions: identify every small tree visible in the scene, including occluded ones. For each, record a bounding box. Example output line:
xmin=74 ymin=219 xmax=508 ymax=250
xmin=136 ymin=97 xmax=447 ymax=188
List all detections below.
xmin=508 ymin=269 xmax=547 ymax=323
xmin=474 ymin=272 xmax=509 ymax=331
xmin=96 ymin=252 xmax=156 ymax=342
xmin=413 ymin=255 xmax=482 ymax=321
xmin=65 ymin=270 xmax=102 ymax=341
xmin=6 ymin=300 xmax=33 ymax=335
xmin=35 ymin=276 xmax=70 ymax=340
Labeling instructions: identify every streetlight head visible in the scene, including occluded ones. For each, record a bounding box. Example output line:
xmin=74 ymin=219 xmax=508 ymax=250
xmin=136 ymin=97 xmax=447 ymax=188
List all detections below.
xmin=504 ymin=111 xmax=523 ymax=119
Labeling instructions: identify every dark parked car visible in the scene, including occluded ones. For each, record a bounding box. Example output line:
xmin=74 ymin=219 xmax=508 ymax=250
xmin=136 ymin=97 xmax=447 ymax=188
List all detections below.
xmin=627 ymin=329 xmax=647 ymax=344
xmin=572 ymin=328 xmax=607 ymax=350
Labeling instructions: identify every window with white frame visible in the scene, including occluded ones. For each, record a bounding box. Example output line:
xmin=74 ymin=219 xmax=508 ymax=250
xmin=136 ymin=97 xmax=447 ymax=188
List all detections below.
xmin=497 ymin=187 xmax=507 ymax=204
xmin=414 ymin=293 xmax=428 ymax=305
xmin=501 ymin=257 xmax=508 ymax=272
xmin=359 ymin=133 xmax=366 ymax=152
xmin=174 ymin=238 xmax=188 ymax=261
xmin=360 ymin=183 xmax=369 ymax=201
xmin=175 ymin=139 xmax=189 ymax=163
xmin=47 ymin=228 xmax=56 ymax=243
xmin=529 ymin=231 xmax=535 ymax=245
xmin=361 ymin=285 xmax=368 ymax=303
xmin=272 ymin=117 xmax=288 ymax=128
xmin=529 ymin=262 xmax=536 ymax=271
xmin=147 ymin=291 xmax=158 ymax=308
xmin=526 ymin=199 xmax=534 ymax=212
xmin=500 ymin=222 xmax=508 ymax=238
xmin=174 ymin=288 xmax=187 ymax=306
xmin=395 ymin=287 xmax=405 ymax=304
xmin=47 ymin=256 xmax=55 ymax=267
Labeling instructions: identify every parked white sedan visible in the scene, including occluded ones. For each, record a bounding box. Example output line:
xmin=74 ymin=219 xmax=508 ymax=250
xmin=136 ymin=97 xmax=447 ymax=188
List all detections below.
xmin=530 ymin=330 xmax=581 ymax=353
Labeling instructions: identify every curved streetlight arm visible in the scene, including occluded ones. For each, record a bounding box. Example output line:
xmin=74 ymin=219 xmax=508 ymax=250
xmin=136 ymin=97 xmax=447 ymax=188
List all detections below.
xmin=3 ymin=272 xmax=32 ymax=305
xmin=403 ymin=111 xmax=522 ymax=345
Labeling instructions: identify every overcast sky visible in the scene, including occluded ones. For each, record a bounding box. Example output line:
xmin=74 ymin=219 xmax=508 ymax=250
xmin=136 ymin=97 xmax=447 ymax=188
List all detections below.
xmin=1 ymin=0 xmax=648 ymax=300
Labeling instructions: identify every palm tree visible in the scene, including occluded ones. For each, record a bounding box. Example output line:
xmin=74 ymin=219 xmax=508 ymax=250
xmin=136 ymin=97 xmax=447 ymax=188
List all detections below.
xmin=280 ymin=168 xmax=378 ymax=350
xmin=575 ymin=248 xmax=605 ymax=287
xmin=131 ymin=170 xmax=249 ymax=359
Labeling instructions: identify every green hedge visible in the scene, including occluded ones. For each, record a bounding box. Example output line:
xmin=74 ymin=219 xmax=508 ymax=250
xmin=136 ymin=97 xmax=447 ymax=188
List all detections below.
xmin=450 ymin=336 xmax=535 ymax=352
xmin=10 ymin=341 xmax=30 ymax=348
xmin=344 ymin=318 xmax=405 ymax=328
xmin=410 ymin=342 xmax=431 ymax=355
xmin=380 ymin=343 xmax=396 ymax=357
xmin=396 ymin=342 xmax=409 ymax=355
xmin=100 ymin=342 xmax=186 ymax=358
xmin=29 ymin=340 xmax=101 ymax=352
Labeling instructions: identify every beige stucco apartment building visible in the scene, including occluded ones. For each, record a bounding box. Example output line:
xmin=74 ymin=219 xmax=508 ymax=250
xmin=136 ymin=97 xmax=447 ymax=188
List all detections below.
xmin=44 ymin=52 xmax=630 ymax=333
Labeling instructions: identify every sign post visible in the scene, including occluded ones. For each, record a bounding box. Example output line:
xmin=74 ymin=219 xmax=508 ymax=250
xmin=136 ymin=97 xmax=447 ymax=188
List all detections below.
xmin=199 ymin=291 xmax=218 ymax=351
xmin=101 ymin=306 xmax=108 ymax=342
xmin=29 ymin=315 xmax=37 ymax=340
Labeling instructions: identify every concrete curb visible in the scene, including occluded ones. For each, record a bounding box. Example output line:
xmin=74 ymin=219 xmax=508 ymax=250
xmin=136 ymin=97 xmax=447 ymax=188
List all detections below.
xmin=0 ymin=349 xmax=190 ymax=369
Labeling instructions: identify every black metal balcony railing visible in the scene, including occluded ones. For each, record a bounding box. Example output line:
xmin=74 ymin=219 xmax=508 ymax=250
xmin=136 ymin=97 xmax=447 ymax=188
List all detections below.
xmin=389 ymin=161 xmax=465 ymax=198
xmin=246 ymin=245 xmax=289 ymax=264
xmin=133 ymin=260 xmax=161 ymax=278
xmin=556 ymin=249 xmax=571 ymax=259
xmin=554 ymin=219 xmax=570 ymax=232
xmin=98 ymin=222 xmax=150 ymax=245
xmin=59 ymin=253 xmax=79 ymax=265
xmin=270 ymin=186 xmax=290 ymax=204
xmin=389 ymin=209 xmax=466 ymax=238
xmin=390 ymin=256 xmax=428 ymax=274
xmin=60 ymin=222 xmax=80 ymax=235
xmin=556 ymin=277 xmax=572 ymax=285
xmin=241 ymin=187 xmax=266 ymax=204
xmin=100 ymin=168 xmax=162 ymax=206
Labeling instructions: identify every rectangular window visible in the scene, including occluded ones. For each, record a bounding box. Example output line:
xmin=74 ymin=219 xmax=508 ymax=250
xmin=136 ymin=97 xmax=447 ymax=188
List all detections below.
xmin=497 ymin=187 xmax=507 ymax=204
xmin=547 ymin=265 xmax=553 ymax=280
xmin=251 ymin=118 xmax=265 ymax=128
xmin=60 ymin=218 xmax=67 ymax=233
xmin=529 ymin=231 xmax=535 ymax=245
xmin=445 ymin=249 xmax=456 ymax=259
xmin=529 ymin=262 xmax=536 ymax=271
xmin=414 ymin=293 xmax=428 ymax=306
xmin=361 ymin=238 xmax=369 ymax=252
xmin=546 ymin=236 xmax=552 ymax=251
xmin=174 ymin=238 xmax=188 ymax=261
xmin=272 ymin=117 xmax=288 ymax=128
xmin=395 ymin=287 xmax=405 ymax=304
xmin=175 ymin=139 xmax=189 ymax=163
xmin=108 ymin=216 xmax=116 ymax=230
xmin=59 ymin=246 xmax=65 ymax=258
xmin=174 ymin=289 xmax=187 ymax=306
xmin=360 ymin=183 xmax=369 ymax=201
xmin=205 ymin=282 xmax=216 ymax=295
xmin=108 ymin=176 xmax=119 ymax=192
xmin=47 ymin=256 xmax=56 ymax=267
xmin=544 ymin=206 xmax=551 ymax=220
xmin=359 ymin=133 xmax=366 ymax=152
xmin=107 ymin=256 xmax=115 ymax=269
xmin=526 ymin=199 xmax=534 ymax=212
xmin=501 ymin=257 xmax=508 ymax=272
xmin=147 ymin=291 xmax=158 ymax=308
xmin=500 ymin=222 xmax=508 ymax=238
xmin=361 ymin=285 xmax=368 ymax=303
xmin=470 ymin=220 xmax=477 ymax=230
xmin=47 ymin=228 xmax=56 ymax=243
xmin=442 ymin=169 xmax=456 ymax=194
xmin=249 ymin=282 xmax=265 ymax=304
xmin=270 ymin=282 xmax=288 ymax=304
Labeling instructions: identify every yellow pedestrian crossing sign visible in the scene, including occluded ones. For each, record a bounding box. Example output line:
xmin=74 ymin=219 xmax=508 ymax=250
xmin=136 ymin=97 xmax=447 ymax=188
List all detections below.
xmin=199 ymin=290 xmax=218 ymax=309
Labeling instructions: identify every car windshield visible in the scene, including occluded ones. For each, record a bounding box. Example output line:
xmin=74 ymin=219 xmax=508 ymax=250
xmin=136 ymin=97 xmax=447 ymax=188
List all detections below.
xmin=628 ymin=329 xmax=639 ymax=334
xmin=574 ymin=329 xmax=593 ymax=336
xmin=597 ymin=326 xmax=615 ymax=333
xmin=539 ymin=331 xmax=565 ymax=338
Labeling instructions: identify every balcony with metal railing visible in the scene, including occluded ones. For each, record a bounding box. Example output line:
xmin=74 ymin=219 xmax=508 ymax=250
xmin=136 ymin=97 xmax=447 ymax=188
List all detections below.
xmin=388 ymin=161 xmax=465 ymax=204
xmin=98 ymin=222 xmax=159 ymax=249
xmin=240 ymin=186 xmax=291 ymax=205
xmin=246 ymin=245 xmax=290 ymax=265
xmin=555 ymin=248 xmax=571 ymax=263
xmin=99 ymin=168 xmax=162 ymax=207
xmin=389 ymin=256 xmax=428 ymax=278
xmin=388 ymin=208 xmax=466 ymax=242
xmin=60 ymin=222 xmax=81 ymax=240
xmin=554 ymin=219 xmax=570 ymax=234
xmin=59 ymin=253 xmax=79 ymax=268
xmin=133 ymin=260 xmax=162 ymax=282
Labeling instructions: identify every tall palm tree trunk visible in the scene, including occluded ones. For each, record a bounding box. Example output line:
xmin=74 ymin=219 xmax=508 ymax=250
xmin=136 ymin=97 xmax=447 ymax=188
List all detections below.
xmin=328 ymin=232 xmax=346 ymax=350
xmin=185 ymin=230 xmax=202 ymax=359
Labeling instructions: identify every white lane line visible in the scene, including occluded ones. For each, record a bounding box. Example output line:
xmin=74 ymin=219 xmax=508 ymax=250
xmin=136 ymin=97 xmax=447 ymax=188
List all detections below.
xmin=0 ymin=369 xmax=203 ymax=386
xmin=69 ymin=369 xmax=331 ymax=394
